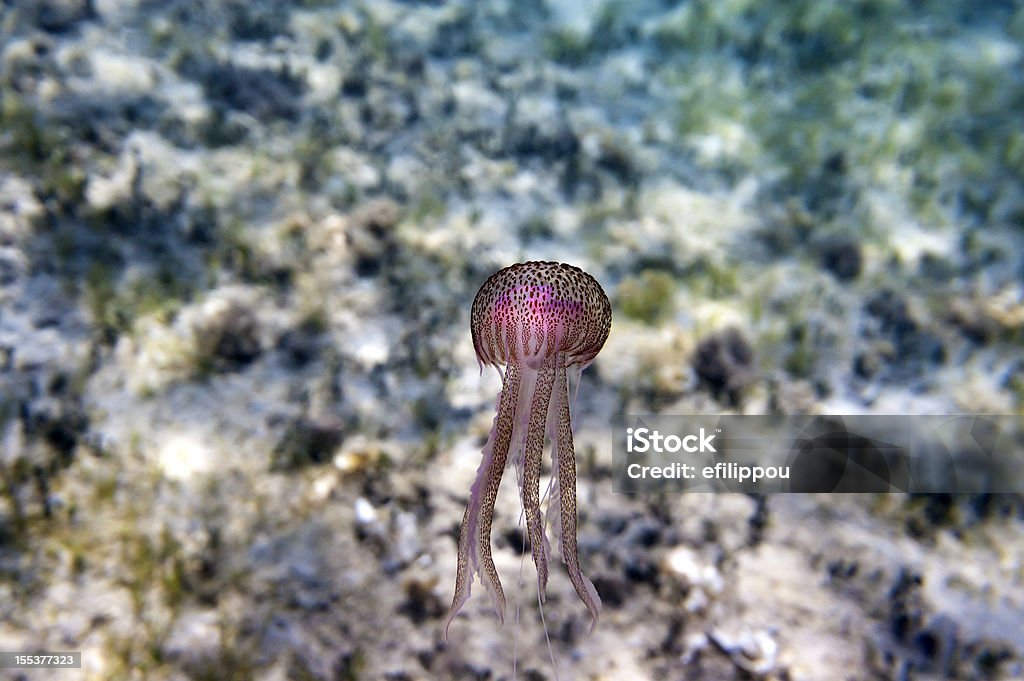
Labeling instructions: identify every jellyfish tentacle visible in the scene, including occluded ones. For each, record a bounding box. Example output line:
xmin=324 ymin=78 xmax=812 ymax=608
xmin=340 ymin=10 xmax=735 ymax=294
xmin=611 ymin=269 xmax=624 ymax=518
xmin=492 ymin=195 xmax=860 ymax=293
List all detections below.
xmin=521 ymin=363 xmax=555 ymax=601
xmin=476 ymin=362 xmax=521 ymax=622
xmin=509 ymin=367 xmax=537 ymax=479
xmin=553 ymin=361 xmax=602 ymax=632
xmin=541 ymin=364 xmax=563 ymax=544
xmin=446 ymin=362 xmax=521 ymax=640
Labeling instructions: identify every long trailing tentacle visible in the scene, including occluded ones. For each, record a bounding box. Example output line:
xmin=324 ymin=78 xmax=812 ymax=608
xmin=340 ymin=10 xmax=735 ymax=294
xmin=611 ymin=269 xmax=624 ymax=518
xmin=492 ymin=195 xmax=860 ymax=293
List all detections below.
xmin=541 ymin=366 xmax=563 ymax=549
xmin=552 ymin=361 xmax=602 ymax=632
xmin=543 ymin=363 xmax=587 ymax=543
xmin=445 ymin=362 xmax=521 ymax=640
xmin=521 ymin=363 xmax=555 ymax=602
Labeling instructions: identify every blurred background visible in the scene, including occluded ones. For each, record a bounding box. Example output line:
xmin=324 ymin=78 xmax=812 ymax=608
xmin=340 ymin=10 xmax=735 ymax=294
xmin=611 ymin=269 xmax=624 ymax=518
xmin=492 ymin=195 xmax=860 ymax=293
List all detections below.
xmin=1 ymin=0 xmax=1022 ymax=678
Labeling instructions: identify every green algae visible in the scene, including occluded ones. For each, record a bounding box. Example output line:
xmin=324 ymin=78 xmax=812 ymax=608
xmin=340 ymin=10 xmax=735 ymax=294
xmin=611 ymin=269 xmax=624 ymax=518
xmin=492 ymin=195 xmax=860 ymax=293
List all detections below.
xmin=683 ymin=259 xmax=741 ymax=299
xmin=544 ymin=27 xmax=592 ymax=66
xmin=783 ymin=329 xmax=817 ymax=379
xmin=85 ymin=260 xmax=191 ymax=342
xmin=0 ymin=92 xmax=88 ymax=213
xmin=0 ymin=93 xmax=58 ymax=168
xmin=617 ymin=269 xmax=676 ymax=324
xmin=658 ymin=0 xmax=1024 ymax=233
xmin=409 ymin=190 xmax=446 ymax=223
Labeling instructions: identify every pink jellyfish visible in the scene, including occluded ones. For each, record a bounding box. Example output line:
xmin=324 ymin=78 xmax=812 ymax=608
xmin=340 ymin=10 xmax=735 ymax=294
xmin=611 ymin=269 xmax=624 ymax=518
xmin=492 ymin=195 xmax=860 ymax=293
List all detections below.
xmin=445 ymin=261 xmax=612 ymax=639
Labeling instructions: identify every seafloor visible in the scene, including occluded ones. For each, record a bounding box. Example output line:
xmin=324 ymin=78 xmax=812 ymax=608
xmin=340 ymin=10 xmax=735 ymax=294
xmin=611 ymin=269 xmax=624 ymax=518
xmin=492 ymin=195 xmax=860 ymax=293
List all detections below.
xmin=1 ymin=0 xmax=1023 ymax=679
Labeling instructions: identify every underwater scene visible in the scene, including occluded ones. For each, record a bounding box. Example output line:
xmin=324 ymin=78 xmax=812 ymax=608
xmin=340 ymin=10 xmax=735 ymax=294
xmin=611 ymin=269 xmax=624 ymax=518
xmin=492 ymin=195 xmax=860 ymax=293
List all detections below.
xmin=1 ymin=0 xmax=1023 ymax=679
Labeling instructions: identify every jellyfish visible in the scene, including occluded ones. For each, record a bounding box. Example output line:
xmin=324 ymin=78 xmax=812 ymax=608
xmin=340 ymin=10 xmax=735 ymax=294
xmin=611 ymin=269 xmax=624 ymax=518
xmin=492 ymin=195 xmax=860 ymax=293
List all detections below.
xmin=445 ymin=261 xmax=612 ymax=640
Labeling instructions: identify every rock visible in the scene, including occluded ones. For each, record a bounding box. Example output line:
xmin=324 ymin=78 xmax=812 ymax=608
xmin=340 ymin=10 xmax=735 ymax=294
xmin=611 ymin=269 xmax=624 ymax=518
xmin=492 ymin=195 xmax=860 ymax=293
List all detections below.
xmin=591 ymin=574 xmax=630 ymax=608
xmin=853 ymin=350 xmax=881 ymax=379
xmin=863 ymin=290 xmax=946 ymax=379
xmin=347 ymin=199 xmax=402 ymax=277
xmin=662 ymin=545 xmax=723 ymax=614
xmin=272 ymin=417 xmax=345 ymax=471
xmin=225 ymin=0 xmax=291 ymax=42
xmin=692 ymin=327 xmax=754 ymax=406
xmin=162 ymin=610 xmax=221 ymax=669
xmin=191 ymin=294 xmax=263 ymax=373
xmin=179 ymin=58 xmax=307 ymax=123
xmin=0 ymin=176 xmax=45 ymax=243
xmin=32 ymin=0 xmax=95 ymax=33
xmin=0 ymin=248 xmax=26 ymax=286
xmin=947 ymin=298 xmax=1000 ymax=344
xmin=865 ymin=289 xmax=917 ymax=340
xmin=158 ymin=433 xmax=215 ymax=481
xmin=623 ymin=557 xmax=657 ymax=585
xmin=503 ymin=95 xmax=579 ymax=162
xmin=818 ymin=235 xmax=863 ymax=281
xmin=275 ymin=317 xmax=324 ymax=369
xmin=332 ymin=436 xmax=391 ymax=476
xmin=709 ymin=627 xmax=778 ymax=675
xmin=397 ymin=573 xmax=444 ymax=624
xmin=428 ymin=8 xmax=476 ymax=58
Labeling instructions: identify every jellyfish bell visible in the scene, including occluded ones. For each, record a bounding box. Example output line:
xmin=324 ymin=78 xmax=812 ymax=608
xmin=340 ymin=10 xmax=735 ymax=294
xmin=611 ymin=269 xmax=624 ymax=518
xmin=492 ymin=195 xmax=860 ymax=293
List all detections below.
xmin=472 ymin=266 xmax=610 ymax=371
